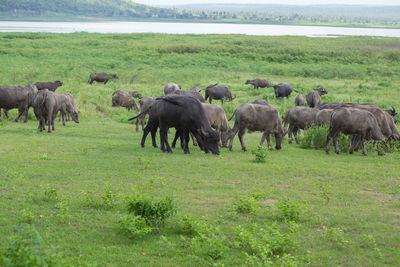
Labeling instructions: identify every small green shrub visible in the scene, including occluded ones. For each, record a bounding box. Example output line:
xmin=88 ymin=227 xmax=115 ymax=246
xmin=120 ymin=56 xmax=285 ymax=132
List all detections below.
xmin=299 ymin=126 xmax=328 ymax=149
xmin=175 ymin=215 xmax=202 ymax=236
xmin=230 ymin=195 xmax=259 ymax=215
xmin=127 ymin=196 xmax=177 ymax=226
xmin=251 ymin=146 xmax=268 ymax=163
xmin=18 ymin=209 xmax=35 ymax=224
xmin=234 ymin=223 xmax=297 ymax=264
xmin=323 ymin=226 xmax=349 ymax=247
xmin=276 ymin=199 xmax=302 ymax=222
xmin=54 ymin=201 xmax=72 ymax=223
xmin=44 ymin=186 xmax=58 ymax=201
xmin=102 ymin=184 xmax=117 ymax=209
xmin=118 ymin=215 xmax=153 ymax=238
xmin=0 ymin=227 xmax=58 ymax=266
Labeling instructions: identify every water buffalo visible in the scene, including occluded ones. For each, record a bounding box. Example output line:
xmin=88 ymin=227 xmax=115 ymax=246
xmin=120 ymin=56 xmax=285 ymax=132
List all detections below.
xmin=245 ymin=79 xmax=271 ymax=89
xmin=89 ymin=72 xmax=118 ymax=85
xmin=205 ymin=83 xmax=233 ymax=104
xmin=129 ymin=95 xmax=220 ymax=155
xmin=34 ymin=81 xmax=63 ymax=92
xmin=294 ymin=94 xmax=306 ymax=106
xmin=272 ymin=83 xmax=294 ymax=99
xmin=175 ymin=103 xmax=231 ymax=148
xmin=228 ymin=104 xmax=286 ymax=151
xmin=284 ymin=106 xmax=319 ymax=144
xmin=112 ymin=90 xmax=140 ymax=111
xmin=54 ymin=94 xmax=79 ymax=126
xmin=0 ymin=84 xmax=38 ymax=122
xmin=33 ymin=90 xmax=79 ymax=133
xmin=135 ymin=96 xmax=156 ymax=132
xmin=306 ymin=88 xmax=328 ymax=108
xmin=164 ymin=82 xmax=181 ymax=95
xmin=252 ymin=99 xmax=269 ymax=105
xmin=326 ymin=107 xmax=383 ymax=156
xmin=170 ymin=89 xmax=205 ymax=103
xmin=315 ymin=109 xmax=334 ymax=126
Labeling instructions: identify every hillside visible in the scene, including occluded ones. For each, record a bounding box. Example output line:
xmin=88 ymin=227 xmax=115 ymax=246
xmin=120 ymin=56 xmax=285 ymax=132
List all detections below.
xmin=0 ymin=0 xmax=177 ymax=19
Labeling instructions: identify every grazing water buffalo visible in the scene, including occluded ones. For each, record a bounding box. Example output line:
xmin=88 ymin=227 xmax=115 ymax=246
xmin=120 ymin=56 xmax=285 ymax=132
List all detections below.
xmin=272 ymin=83 xmax=294 ymax=99
xmin=34 ymin=81 xmax=63 ymax=92
xmin=172 ymin=103 xmax=231 ymax=148
xmin=294 ymin=94 xmax=306 ymax=106
xmin=89 ymin=72 xmax=118 ymax=85
xmin=326 ymin=108 xmax=383 ymax=156
xmin=0 ymin=84 xmax=38 ymax=122
xmin=245 ymin=79 xmax=271 ymax=89
xmin=315 ymin=109 xmax=334 ymax=126
xmin=284 ymin=106 xmax=319 ymax=144
xmin=164 ymin=82 xmax=181 ymax=95
xmin=55 ymin=94 xmax=79 ymax=126
xmin=112 ymin=90 xmax=140 ymax=111
xmin=252 ymin=99 xmax=269 ymax=105
xmin=170 ymin=89 xmax=205 ymax=103
xmin=205 ymin=83 xmax=233 ymax=104
xmin=229 ymin=104 xmax=286 ymax=151
xmin=129 ymin=95 xmax=220 ymax=155
xmin=135 ymin=96 xmax=156 ymax=132
xmin=306 ymin=88 xmax=328 ymax=108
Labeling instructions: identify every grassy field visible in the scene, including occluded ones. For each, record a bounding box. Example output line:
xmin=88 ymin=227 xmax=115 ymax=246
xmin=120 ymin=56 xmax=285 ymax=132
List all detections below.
xmin=0 ymin=33 xmax=399 ymax=266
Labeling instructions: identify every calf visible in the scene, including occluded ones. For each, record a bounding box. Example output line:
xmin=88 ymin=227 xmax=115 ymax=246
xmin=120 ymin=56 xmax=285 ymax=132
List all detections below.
xmin=283 ymin=106 xmax=319 ymax=144
xmin=306 ymin=88 xmax=328 ymax=108
xmin=34 ymin=81 xmax=63 ymax=92
xmin=245 ymin=79 xmax=271 ymax=89
xmin=89 ymin=72 xmax=118 ymax=85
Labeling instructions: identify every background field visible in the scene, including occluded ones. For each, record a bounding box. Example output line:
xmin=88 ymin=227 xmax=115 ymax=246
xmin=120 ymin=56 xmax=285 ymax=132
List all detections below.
xmin=0 ymin=33 xmax=399 ymax=266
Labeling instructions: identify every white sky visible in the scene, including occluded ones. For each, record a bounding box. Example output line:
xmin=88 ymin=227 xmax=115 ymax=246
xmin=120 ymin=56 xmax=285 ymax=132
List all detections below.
xmin=134 ymin=0 xmax=400 ymax=6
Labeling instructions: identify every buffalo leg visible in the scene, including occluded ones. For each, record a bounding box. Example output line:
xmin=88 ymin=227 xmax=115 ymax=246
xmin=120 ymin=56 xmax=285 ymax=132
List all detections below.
xmin=228 ymin=121 xmax=239 ymax=151
xmin=238 ymin=128 xmax=247 ymax=152
xmin=260 ymin=132 xmax=267 ymax=147
xmin=288 ymin=125 xmax=294 ymax=144
xmin=4 ymin=109 xmax=9 ymax=119
xmin=160 ymin=125 xmax=172 ymax=153
xmin=14 ymin=108 xmax=25 ymax=122
xmin=171 ymin=130 xmax=180 ymax=148
xmin=333 ymin=137 xmax=340 ymax=154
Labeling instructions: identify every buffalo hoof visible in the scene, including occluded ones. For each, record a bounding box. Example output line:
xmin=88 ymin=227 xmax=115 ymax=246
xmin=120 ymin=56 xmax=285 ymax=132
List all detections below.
xmin=229 ymin=147 xmax=233 ymax=151
xmin=288 ymin=140 xmax=292 ymax=144
xmin=325 ymin=150 xmax=329 ymax=154
xmin=335 ymin=151 xmax=340 ymax=155
xmin=242 ymin=148 xmax=247 ymax=152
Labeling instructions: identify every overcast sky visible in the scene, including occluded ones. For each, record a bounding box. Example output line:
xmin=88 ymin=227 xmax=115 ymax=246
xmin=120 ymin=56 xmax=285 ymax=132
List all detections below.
xmin=134 ymin=0 xmax=400 ymax=6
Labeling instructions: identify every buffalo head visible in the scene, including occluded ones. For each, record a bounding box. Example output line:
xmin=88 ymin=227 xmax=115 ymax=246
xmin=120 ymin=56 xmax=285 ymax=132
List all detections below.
xmin=316 ymin=87 xmax=328 ymax=96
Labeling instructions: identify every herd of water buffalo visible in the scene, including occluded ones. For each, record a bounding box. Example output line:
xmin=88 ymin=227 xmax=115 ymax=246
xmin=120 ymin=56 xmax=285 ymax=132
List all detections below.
xmin=0 ymin=73 xmax=398 ymax=156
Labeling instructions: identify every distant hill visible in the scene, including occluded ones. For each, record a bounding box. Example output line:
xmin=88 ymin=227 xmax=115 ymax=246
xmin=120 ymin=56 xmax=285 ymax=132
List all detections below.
xmin=0 ymin=0 xmax=177 ymax=18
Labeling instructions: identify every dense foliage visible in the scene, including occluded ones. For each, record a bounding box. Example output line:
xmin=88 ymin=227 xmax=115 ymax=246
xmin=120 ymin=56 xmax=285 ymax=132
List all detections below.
xmin=0 ymin=0 xmax=176 ymax=18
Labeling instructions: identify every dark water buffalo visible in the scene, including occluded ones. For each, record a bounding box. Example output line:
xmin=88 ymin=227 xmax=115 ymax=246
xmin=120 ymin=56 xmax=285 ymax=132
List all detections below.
xmin=272 ymin=83 xmax=294 ymax=99
xmin=294 ymin=94 xmax=306 ymax=106
xmin=205 ymin=83 xmax=233 ymax=104
xmin=164 ymin=82 xmax=181 ymax=95
xmin=306 ymin=88 xmax=328 ymax=108
xmin=252 ymin=99 xmax=269 ymax=105
xmin=129 ymin=95 xmax=220 ymax=155
xmin=229 ymin=104 xmax=286 ymax=151
xmin=135 ymin=96 xmax=156 ymax=132
xmin=245 ymin=79 xmax=271 ymax=89
xmin=0 ymin=84 xmax=38 ymax=122
xmin=112 ymin=90 xmax=140 ymax=111
xmin=284 ymin=106 xmax=319 ymax=144
xmin=170 ymin=89 xmax=205 ymax=103
xmin=326 ymin=107 xmax=383 ymax=156
xmin=175 ymin=103 xmax=231 ymax=148
xmin=89 ymin=72 xmax=118 ymax=85
xmin=34 ymin=81 xmax=63 ymax=92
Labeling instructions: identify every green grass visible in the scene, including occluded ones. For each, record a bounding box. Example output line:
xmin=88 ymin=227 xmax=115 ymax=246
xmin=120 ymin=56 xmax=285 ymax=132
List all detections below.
xmin=0 ymin=33 xmax=399 ymax=266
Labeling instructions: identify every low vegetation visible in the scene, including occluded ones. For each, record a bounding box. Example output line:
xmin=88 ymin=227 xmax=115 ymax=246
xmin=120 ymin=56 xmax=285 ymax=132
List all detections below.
xmin=0 ymin=33 xmax=399 ymax=265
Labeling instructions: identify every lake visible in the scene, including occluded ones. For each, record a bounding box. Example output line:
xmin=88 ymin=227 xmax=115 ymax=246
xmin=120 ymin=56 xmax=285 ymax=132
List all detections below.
xmin=0 ymin=21 xmax=400 ymax=37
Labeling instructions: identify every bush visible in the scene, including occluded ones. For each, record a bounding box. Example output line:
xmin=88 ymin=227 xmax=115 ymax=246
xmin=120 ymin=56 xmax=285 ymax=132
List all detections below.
xmin=230 ymin=195 xmax=259 ymax=215
xmin=118 ymin=215 xmax=153 ymax=238
xmin=0 ymin=227 xmax=58 ymax=266
xmin=127 ymin=196 xmax=177 ymax=226
xmin=233 ymin=223 xmax=297 ymax=264
xmin=300 ymin=126 xmax=349 ymax=152
xmin=276 ymin=199 xmax=302 ymax=222
xmin=251 ymin=146 xmax=268 ymax=163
